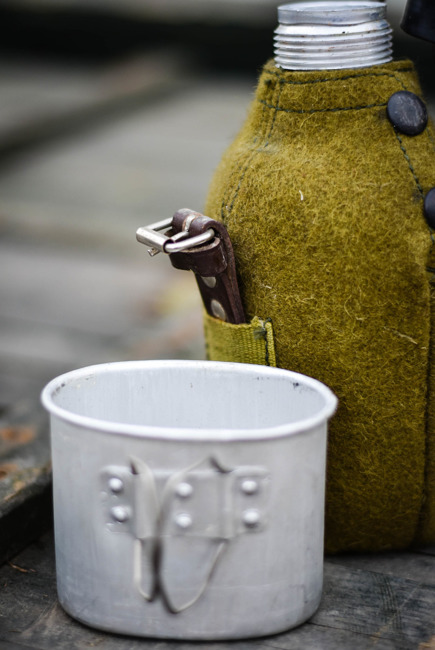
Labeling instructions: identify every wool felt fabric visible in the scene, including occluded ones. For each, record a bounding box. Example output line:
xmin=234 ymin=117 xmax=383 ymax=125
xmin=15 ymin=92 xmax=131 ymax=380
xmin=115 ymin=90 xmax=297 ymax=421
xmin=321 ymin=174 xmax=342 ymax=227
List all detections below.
xmin=204 ymin=59 xmax=435 ymax=552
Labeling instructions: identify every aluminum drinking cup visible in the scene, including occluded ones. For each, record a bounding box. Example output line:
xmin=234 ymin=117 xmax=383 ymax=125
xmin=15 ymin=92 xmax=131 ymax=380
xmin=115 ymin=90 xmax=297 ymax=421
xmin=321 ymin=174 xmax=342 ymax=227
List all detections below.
xmin=41 ymin=359 xmax=337 ymax=640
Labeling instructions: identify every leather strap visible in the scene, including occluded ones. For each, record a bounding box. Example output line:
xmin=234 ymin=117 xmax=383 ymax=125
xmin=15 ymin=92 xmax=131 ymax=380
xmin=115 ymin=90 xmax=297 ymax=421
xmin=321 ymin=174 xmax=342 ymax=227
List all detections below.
xmin=168 ymin=208 xmax=245 ymax=324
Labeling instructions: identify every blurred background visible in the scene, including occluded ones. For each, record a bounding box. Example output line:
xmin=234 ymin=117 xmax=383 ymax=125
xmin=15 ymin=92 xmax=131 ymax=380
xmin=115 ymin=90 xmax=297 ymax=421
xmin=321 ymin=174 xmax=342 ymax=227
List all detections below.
xmin=0 ymin=0 xmax=434 ymax=409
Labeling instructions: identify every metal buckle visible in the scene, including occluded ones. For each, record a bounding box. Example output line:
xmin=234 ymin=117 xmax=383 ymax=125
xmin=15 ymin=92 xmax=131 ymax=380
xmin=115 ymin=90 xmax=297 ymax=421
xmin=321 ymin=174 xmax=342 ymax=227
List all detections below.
xmin=136 ymin=216 xmax=215 ymax=257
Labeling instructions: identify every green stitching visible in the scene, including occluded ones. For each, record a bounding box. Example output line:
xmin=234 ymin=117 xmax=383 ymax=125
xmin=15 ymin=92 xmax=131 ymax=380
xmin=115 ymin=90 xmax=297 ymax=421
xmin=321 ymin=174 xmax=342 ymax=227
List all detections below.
xmin=260 ymin=68 xmax=408 ymax=110
xmin=264 ymin=90 xmax=282 ymax=146
xmin=394 ymin=131 xmax=425 ymax=197
xmin=258 ymin=98 xmax=387 ymax=114
xmin=393 ymin=131 xmax=434 ymax=246
xmin=264 ymin=318 xmax=273 ymax=367
xmin=391 ymin=74 xmax=407 ymax=92
xmin=263 ymin=67 xmax=414 ymax=86
xmin=225 ymin=83 xmax=283 ymax=219
xmin=220 ymin=79 xmax=277 ymax=223
xmin=264 ymin=328 xmax=270 ymax=367
xmin=389 ymin=92 xmax=435 ymax=546
xmin=253 ymin=318 xmax=273 ymax=366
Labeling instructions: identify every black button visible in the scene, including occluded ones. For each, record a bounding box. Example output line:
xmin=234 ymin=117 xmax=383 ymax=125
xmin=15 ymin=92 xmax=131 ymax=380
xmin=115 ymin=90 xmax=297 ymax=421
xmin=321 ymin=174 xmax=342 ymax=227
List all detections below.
xmin=424 ymin=188 xmax=435 ymax=229
xmin=387 ymin=91 xmax=428 ymax=136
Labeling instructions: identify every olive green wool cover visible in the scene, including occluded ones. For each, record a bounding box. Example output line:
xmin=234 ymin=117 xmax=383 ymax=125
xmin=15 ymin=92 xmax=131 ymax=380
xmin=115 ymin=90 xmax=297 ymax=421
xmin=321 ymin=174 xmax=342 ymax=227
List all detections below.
xmin=204 ymin=59 xmax=435 ymax=553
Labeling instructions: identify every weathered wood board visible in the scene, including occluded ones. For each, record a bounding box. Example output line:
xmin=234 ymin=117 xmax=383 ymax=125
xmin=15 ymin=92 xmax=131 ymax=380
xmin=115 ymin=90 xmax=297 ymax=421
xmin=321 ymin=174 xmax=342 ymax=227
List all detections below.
xmin=0 ymin=532 xmax=434 ymax=649
xmin=0 ymin=400 xmax=51 ymax=565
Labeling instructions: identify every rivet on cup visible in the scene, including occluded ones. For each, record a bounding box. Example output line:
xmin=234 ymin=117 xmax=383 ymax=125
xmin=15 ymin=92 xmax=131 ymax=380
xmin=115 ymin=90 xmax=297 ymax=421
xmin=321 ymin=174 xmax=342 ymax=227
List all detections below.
xmin=175 ymin=513 xmax=193 ymax=529
xmin=242 ymin=509 xmax=261 ymax=528
xmin=108 ymin=477 xmax=124 ymax=494
xmin=110 ymin=505 xmax=130 ymax=523
xmin=241 ymin=479 xmax=258 ymax=495
xmin=176 ymin=482 xmax=194 ymax=498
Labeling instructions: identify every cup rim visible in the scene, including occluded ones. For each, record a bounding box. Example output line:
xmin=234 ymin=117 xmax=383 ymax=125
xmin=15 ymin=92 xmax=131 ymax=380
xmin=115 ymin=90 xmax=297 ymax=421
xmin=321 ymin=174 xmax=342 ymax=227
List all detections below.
xmin=41 ymin=359 xmax=337 ymax=442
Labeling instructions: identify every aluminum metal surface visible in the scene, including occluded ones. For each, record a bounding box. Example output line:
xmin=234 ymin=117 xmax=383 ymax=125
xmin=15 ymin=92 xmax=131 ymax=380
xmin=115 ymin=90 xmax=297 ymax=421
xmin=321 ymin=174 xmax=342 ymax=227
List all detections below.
xmin=278 ymin=1 xmax=387 ymax=25
xmin=275 ymin=1 xmax=393 ymax=70
xmin=42 ymin=360 xmax=337 ymax=640
xmin=136 ymin=217 xmax=215 ymax=256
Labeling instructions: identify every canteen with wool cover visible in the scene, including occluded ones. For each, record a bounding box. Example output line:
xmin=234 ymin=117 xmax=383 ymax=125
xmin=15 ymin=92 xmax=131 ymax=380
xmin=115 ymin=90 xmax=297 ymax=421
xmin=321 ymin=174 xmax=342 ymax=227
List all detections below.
xmin=200 ymin=0 xmax=435 ymax=553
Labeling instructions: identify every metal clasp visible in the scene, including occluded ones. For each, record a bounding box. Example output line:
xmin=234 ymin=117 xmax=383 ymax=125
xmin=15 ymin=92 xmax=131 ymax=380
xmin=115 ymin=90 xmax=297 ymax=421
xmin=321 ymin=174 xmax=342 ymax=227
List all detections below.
xmin=100 ymin=457 xmax=270 ymax=614
xmin=136 ymin=216 xmax=215 ymax=257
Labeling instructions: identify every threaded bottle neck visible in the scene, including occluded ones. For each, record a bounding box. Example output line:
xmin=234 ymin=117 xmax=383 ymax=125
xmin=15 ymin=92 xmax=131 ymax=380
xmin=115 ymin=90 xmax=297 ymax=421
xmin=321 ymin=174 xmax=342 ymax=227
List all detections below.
xmin=274 ymin=1 xmax=393 ymax=70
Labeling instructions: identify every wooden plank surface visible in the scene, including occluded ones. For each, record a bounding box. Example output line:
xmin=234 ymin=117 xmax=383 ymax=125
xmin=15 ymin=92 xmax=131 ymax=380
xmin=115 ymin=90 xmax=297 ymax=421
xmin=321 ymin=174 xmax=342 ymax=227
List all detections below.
xmin=0 ymin=400 xmax=51 ymax=565
xmin=0 ymin=51 xmax=194 ymax=155
xmin=0 ymin=532 xmax=434 ymax=649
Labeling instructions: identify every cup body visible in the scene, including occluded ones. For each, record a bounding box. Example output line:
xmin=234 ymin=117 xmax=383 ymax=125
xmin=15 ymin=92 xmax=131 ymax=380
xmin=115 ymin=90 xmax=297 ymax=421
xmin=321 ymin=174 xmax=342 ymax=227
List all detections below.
xmin=41 ymin=359 xmax=337 ymax=640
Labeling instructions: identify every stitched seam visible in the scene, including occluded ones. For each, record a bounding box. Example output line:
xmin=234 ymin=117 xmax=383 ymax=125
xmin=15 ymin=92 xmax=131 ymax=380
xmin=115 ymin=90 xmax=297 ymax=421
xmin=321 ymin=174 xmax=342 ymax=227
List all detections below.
xmin=391 ymin=73 xmax=407 ymax=92
xmin=264 ymin=318 xmax=273 ymax=367
xmin=220 ymin=155 xmax=251 ymax=226
xmin=393 ymin=131 xmax=434 ymax=249
xmin=204 ymin=331 xmax=210 ymax=360
xmin=265 ymin=335 xmax=270 ymax=367
xmin=252 ymin=96 xmax=269 ymax=146
xmin=224 ymin=82 xmax=283 ymax=220
xmin=220 ymin=100 xmax=267 ymax=224
xmin=389 ymin=87 xmax=435 ymax=544
xmin=220 ymin=84 xmax=276 ymax=223
xmin=263 ymin=67 xmax=413 ymax=85
xmin=420 ymin=272 xmax=435 ymax=542
xmin=263 ymin=86 xmax=282 ymax=147
xmin=427 ymin=124 xmax=435 ymax=152
xmin=258 ymin=99 xmax=387 ymax=114
xmin=394 ymin=131 xmax=425 ymax=197
xmin=219 ymin=159 xmax=243 ymax=225
xmin=421 ymin=167 xmax=435 ymax=545
xmin=257 ymin=70 xmax=408 ymax=114
xmin=389 ymin=77 xmax=433 ymax=244
xmin=221 ymin=151 xmax=258 ymax=224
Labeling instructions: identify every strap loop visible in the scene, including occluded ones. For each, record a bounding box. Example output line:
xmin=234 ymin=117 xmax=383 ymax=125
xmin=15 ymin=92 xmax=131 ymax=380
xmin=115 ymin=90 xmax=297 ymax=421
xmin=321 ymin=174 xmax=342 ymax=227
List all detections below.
xmin=137 ymin=208 xmax=246 ymax=324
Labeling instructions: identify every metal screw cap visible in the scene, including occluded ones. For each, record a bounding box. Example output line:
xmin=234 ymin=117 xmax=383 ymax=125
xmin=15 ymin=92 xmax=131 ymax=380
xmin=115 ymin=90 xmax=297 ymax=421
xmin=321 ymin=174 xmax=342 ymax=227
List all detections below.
xmin=278 ymin=0 xmax=386 ymax=25
xmin=275 ymin=1 xmax=393 ymax=70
